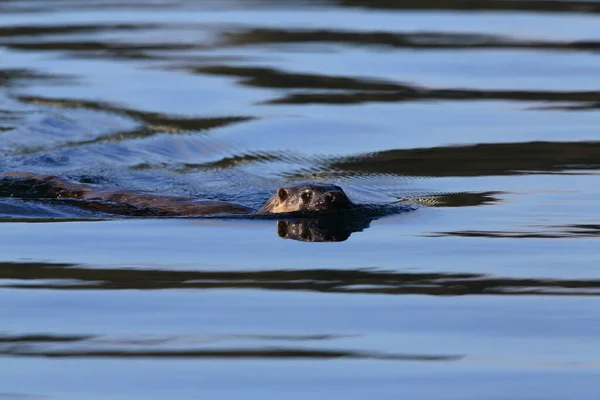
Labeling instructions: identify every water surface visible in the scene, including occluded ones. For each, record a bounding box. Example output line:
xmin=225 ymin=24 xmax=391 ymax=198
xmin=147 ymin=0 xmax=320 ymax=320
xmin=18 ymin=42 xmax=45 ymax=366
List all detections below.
xmin=1 ymin=1 xmax=600 ymax=399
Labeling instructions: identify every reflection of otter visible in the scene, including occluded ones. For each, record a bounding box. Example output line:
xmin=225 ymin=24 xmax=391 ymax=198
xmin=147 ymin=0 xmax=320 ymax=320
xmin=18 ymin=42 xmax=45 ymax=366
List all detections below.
xmin=277 ymin=217 xmax=372 ymax=242
xmin=2 ymin=172 xmax=353 ymax=217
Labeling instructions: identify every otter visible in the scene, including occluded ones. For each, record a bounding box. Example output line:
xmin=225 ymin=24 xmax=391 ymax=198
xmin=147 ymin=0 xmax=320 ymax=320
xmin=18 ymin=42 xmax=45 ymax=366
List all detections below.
xmin=1 ymin=172 xmax=353 ymax=217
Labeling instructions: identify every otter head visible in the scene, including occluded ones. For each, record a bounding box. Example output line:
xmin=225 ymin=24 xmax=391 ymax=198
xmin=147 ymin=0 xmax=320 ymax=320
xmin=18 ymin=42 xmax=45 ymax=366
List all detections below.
xmin=258 ymin=183 xmax=352 ymax=214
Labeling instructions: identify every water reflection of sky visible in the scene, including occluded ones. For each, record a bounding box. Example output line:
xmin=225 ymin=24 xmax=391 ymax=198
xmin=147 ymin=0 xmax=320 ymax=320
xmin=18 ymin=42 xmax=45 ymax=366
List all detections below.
xmin=1 ymin=2 xmax=600 ymax=398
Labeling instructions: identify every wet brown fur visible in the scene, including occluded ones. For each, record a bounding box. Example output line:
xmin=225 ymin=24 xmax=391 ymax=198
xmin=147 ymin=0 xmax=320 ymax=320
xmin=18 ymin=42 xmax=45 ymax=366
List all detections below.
xmin=3 ymin=173 xmax=352 ymax=217
xmin=257 ymin=183 xmax=352 ymax=214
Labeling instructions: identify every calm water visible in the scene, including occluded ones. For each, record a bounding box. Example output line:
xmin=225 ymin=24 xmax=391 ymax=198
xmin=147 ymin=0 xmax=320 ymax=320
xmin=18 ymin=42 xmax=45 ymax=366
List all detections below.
xmin=1 ymin=1 xmax=600 ymax=399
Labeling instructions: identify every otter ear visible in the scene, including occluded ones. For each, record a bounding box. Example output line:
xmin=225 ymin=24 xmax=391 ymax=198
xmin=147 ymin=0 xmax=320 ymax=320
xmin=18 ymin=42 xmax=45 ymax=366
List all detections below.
xmin=277 ymin=188 xmax=288 ymax=201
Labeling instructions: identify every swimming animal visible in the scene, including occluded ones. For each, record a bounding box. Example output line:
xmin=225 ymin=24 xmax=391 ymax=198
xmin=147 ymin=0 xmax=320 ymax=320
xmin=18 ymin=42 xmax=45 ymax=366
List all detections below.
xmin=2 ymin=172 xmax=353 ymax=217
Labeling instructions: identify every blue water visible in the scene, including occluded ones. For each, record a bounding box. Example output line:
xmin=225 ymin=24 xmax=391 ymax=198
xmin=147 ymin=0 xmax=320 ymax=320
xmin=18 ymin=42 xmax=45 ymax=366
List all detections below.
xmin=1 ymin=1 xmax=600 ymax=399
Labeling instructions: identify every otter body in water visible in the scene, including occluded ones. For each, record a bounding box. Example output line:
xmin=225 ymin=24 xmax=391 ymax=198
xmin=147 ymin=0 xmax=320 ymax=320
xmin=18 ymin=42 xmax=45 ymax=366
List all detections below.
xmin=2 ymin=172 xmax=353 ymax=217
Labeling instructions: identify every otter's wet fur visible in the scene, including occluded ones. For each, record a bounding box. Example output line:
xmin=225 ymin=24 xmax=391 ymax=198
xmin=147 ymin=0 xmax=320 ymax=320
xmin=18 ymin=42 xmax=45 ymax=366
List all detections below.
xmin=2 ymin=172 xmax=354 ymax=217
xmin=257 ymin=183 xmax=352 ymax=214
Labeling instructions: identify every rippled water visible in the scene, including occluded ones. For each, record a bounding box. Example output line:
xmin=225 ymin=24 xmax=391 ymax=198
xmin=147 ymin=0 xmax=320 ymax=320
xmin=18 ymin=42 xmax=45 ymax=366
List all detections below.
xmin=1 ymin=1 xmax=600 ymax=399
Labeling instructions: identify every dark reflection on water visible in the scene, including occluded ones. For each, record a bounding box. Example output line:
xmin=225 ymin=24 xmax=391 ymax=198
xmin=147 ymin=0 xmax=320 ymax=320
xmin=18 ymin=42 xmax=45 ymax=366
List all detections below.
xmin=190 ymin=64 xmax=600 ymax=106
xmin=265 ymin=90 xmax=600 ymax=106
xmin=276 ymin=219 xmax=367 ymax=242
xmin=0 ymin=334 xmax=461 ymax=361
xmin=17 ymin=95 xmax=253 ymax=141
xmin=3 ymin=40 xmax=198 ymax=61
xmin=194 ymin=65 xmax=408 ymax=92
xmin=332 ymin=141 xmax=600 ymax=177
xmin=534 ymin=102 xmax=600 ymax=111
xmin=0 ymin=69 xmax=73 ymax=88
xmin=434 ymin=224 xmax=600 ymax=239
xmin=0 ymin=23 xmax=156 ymax=38
xmin=3 ymin=262 xmax=600 ymax=296
xmin=2 ymin=0 xmax=600 ymax=13
xmin=341 ymin=0 xmax=600 ymax=13
xmin=222 ymin=28 xmax=600 ymax=52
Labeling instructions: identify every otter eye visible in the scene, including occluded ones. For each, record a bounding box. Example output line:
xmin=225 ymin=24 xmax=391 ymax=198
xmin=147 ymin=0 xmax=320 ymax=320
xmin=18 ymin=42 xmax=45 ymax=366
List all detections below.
xmin=301 ymin=191 xmax=312 ymax=203
xmin=277 ymin=188 xmax=288 ymax=201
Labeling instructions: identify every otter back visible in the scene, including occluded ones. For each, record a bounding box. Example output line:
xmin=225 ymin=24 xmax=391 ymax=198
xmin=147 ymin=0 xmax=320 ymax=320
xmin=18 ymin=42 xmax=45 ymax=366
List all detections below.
xmin=2 ymin=173 xmax=253 ymax=217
